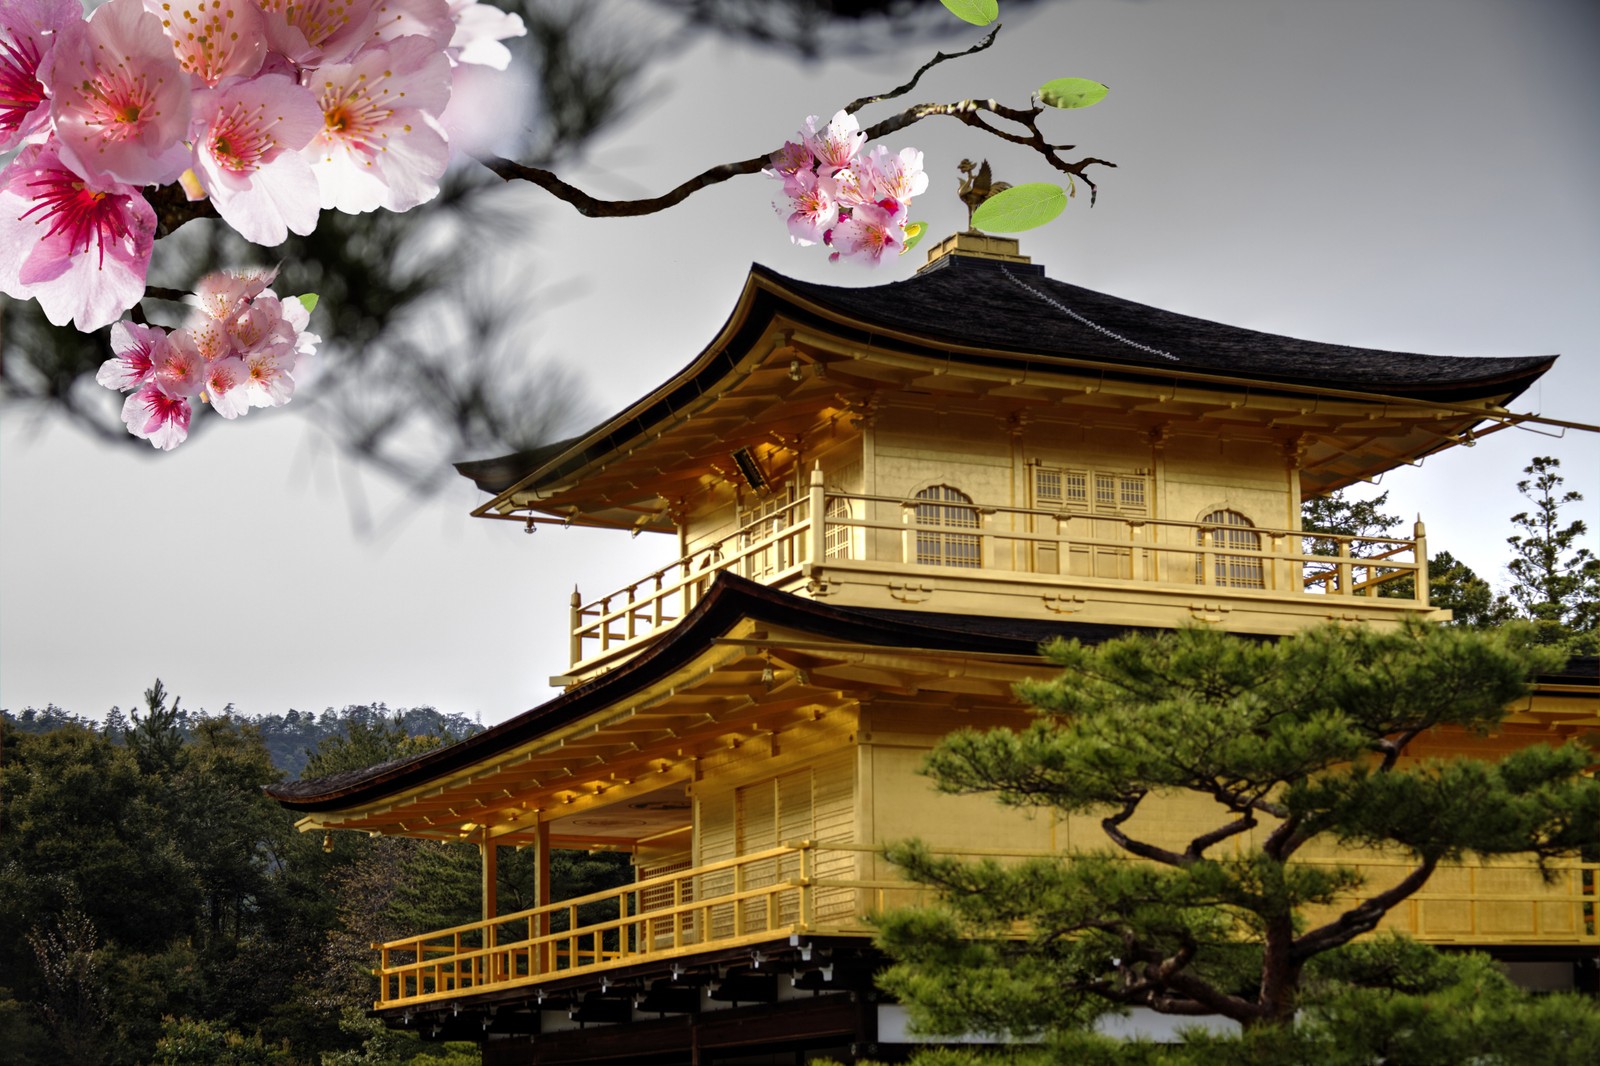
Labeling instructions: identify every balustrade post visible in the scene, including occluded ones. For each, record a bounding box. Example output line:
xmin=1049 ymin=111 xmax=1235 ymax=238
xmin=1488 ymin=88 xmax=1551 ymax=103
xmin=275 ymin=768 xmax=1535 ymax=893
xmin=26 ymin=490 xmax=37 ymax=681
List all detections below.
xmin=652 ymin=572 xmax=666 ymax=627
xmin=569 ymin=585 xmax=582 ymax=659
xmin=1201 ymin=530 xmax=1216 ymax=586
xmin=734 ymin=864 xmax=746 ymax=936
xmin=1336 ymin=537 xmax=1352 ymax=596
xmin=808 ymin=463 xmax=826 ymax=566
xmin=797 ymin=843 xmax=812 ymax=933
xmin=1413 ymin=517 xmax=1429 ymax=604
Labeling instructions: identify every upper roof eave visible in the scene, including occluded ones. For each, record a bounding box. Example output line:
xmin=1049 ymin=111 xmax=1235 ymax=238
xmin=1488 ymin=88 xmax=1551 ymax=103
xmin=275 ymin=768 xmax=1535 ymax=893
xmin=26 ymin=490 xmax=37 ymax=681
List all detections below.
xmin=457 ymin=258 xmax=1556 ymax=504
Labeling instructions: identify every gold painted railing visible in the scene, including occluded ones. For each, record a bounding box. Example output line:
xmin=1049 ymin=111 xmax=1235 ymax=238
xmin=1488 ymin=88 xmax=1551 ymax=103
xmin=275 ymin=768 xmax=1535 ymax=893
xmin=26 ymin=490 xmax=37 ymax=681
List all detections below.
xmin=568 ymin=469 xmax=1429 ymax=668
xmin=372 ymin=842 xmax=1597 ymax=1010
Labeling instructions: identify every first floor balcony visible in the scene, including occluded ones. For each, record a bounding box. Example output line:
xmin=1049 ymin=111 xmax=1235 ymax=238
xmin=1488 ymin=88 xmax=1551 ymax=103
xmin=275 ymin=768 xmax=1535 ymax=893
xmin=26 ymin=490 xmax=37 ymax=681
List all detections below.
xmin=373 ymin=842 xmax=1598 ymax=1013
xmin=566 ymin=470 xmax=1436 ymax=676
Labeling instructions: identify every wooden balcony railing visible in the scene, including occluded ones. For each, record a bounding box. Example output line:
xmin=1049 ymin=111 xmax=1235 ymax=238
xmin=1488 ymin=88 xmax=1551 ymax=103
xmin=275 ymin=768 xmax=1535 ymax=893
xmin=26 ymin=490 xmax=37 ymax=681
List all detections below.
xmin=567 ymin=469 xmax=1432 ymax=669
xmin=372 ymin=842 xmax=1597 ymax=1010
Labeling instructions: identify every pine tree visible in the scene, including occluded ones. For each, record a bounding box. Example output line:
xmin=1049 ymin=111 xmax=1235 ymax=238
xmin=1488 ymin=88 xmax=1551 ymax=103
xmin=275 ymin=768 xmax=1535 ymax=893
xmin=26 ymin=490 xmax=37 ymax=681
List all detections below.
xmin=876 ymin=622 xmax=1600 ymax=1039
xmin=1506 ymin=456 xmax=1600 ymax=650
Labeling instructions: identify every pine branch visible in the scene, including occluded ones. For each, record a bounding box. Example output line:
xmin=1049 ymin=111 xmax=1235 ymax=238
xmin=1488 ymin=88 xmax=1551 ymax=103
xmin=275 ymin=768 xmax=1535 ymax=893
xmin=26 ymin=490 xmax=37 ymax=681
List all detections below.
xmin=1291 ymin=857 xmax=1439 ymax=961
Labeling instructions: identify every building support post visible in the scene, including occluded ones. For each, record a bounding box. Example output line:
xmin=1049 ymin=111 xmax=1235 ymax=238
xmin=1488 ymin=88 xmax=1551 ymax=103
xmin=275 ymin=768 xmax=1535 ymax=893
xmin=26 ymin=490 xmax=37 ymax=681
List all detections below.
xmin=480 ymin=829 xmax=498 ymax=923
xmin=534 ymin=816 xmax=553 ymax=941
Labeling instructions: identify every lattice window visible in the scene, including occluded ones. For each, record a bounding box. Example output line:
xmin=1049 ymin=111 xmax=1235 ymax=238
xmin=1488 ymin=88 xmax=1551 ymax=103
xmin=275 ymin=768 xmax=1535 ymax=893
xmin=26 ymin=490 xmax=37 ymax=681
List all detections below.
xmin=1198 ymin=509 xmax=1264 ymax=589
xmin=1031 ymin=466 xmax=1150 ymax=577
xmin=736 ymin=480 xmax=799 ymax=579
xmin=694 ymin=754 xmax=857 ymax=936
xmin=1033 ymin=465 xmax=1148 ymax=515
xmin=914 ymin=485 xmax=981 ymax=568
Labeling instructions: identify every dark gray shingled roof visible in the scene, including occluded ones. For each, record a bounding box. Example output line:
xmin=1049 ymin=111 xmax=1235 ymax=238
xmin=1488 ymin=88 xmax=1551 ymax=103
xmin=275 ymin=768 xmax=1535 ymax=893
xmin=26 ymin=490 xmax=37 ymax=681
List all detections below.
xmin=783 ymin=253 xmax=1553 ymax=397
xmin=455 ymin=254 xmax=1553 ymax=497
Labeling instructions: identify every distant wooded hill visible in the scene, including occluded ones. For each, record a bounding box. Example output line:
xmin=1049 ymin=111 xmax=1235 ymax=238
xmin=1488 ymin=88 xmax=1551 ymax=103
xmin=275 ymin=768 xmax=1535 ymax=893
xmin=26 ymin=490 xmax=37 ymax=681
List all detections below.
xmin=1 ymin=702 xmax=482 ymax=779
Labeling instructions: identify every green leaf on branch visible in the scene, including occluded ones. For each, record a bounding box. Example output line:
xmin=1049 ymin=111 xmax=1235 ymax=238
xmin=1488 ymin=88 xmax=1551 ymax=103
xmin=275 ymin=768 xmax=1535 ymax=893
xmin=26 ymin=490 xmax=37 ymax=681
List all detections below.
xmin=970 ymin=183 xmax=1067 ymax=233
xmin=1039 ymin=77 xmax=1109 ymax=109
xmin=295 ymin=293 xmax=320 ymax=313
xmin=939 ymin=0 xmax=999 ymax=27
xmin=902 ymin=221 xmax=928 ymax=254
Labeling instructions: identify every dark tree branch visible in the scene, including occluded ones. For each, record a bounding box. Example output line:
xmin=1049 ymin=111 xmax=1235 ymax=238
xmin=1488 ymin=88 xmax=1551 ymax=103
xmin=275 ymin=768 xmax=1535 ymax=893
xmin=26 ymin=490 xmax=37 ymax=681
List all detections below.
xmin=841 ymin=25 xmax=1001 ymax=114
xmin=1292 ymin=857 xmax=1439 ymax=961
xmin=1101 ymin=793 xmax=1188 ymax=867
xmin=1184 ymin=811 xmax=1257 ymax=862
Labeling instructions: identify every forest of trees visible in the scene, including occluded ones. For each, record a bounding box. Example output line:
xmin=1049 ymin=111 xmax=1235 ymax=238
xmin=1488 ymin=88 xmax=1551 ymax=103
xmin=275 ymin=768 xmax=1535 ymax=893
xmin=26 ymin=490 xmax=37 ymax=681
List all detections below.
xmin=0 ymin=685 xmax=630 ymax=1065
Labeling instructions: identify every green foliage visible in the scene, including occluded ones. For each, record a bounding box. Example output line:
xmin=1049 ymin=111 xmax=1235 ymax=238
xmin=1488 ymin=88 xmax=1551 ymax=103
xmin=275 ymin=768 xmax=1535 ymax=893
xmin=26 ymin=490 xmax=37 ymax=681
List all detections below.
xmin=1038 ymin=77 xmax=1110 ymax=109
xmin=320 ymin=1008 xmax=480 ymax=1066
xmin=153 ymin=1016 xmax=291 ymax=1066
xmin=903 ymin=220 xmax=929 ymax=253
xmin=939 ymin=0 xmax=999 ymax=27
xmin=1506 ymin=456 xmax=1600 ymax=651
xmin=1425 ymin=549 xmax=1516 ymax=628
xmin=970 ymin=183 xmax=1068 ymax=233
xmin=0 ymin=685 xmax=504 ymax=1064
xmin=879 ymin=622 xmax=1598 ymax=1040
xmin=127 ymin=679 xmax=188 ymax=777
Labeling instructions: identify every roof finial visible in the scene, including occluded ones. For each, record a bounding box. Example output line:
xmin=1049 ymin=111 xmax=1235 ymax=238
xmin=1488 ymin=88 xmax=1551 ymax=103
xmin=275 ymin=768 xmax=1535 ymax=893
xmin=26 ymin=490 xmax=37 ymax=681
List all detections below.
xmin=957 ymin=159 xmax=1012 ymax=231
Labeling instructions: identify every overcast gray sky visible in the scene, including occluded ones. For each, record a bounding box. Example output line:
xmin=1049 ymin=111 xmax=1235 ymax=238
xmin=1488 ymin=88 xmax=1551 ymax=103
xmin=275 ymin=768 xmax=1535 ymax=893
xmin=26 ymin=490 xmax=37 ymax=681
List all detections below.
xmin=3 ymin=0 xmax=1596 ymax=726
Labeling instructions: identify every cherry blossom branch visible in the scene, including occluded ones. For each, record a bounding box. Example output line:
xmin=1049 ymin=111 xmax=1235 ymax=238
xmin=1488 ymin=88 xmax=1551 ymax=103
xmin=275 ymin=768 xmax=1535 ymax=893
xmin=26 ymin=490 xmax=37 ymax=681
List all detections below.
xmin=480 ymin=23 xmax=1113 ymax=215
xmin=481 ymin=98 xmax=1115 ymax=213
xmin=840 ymin=25 xmax=1001 ymax=114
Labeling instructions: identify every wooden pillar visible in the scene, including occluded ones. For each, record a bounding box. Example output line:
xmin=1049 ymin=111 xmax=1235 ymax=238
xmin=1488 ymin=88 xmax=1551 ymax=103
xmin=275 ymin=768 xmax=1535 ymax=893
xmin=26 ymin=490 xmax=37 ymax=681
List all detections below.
xmin=480 ymin=829 xmax=498 ymax=923
xmin=532 ymin=818 xmax=552 ymax=933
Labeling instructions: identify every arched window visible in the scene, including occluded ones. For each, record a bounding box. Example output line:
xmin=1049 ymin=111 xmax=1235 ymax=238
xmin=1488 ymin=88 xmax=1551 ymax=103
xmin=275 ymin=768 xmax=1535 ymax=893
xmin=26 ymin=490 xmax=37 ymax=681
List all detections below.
xmin=1197 ymin=509 xmax=1264 ymax=589
xmin=915 ymin=485 xmax=981 ymax=568
xmin=824 ymin=496 xmax=854 ymax=559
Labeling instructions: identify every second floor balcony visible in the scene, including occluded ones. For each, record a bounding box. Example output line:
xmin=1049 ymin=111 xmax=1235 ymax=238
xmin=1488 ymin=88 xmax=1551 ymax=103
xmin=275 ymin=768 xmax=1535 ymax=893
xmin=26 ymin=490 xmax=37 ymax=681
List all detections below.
xmin=373 ymin=842 xmax=1598 ymax=1013
xmin=566 ymin=469 xmax=1435 ymax=677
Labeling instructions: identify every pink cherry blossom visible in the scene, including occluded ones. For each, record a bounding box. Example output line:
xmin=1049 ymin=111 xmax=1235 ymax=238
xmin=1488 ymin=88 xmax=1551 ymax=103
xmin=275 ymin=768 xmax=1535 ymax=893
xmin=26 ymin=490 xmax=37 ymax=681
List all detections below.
xmin=829 ymin=200 xmax=905 ymax=266
xmin=303 ymin=34 xmax=451 ymax=213
xmin=781 ymin=167 xmax=837 ymax=247
xmin=864 ymin=144 xmax=927 ymax=207
xmin=96 ymin=320 xmax=167 ymax=392
xmin=445 ymin=0 xmax=525 ymax=70
xmin=185 ymin=309 xmax=234 ymax=363
xmin=47 ymin=0 xmax=192 ymax=187
xmin=191 ymin=74 xmax=323 ymax=246
xmin=192 ymin=267 xmax=278 ymax=321
xmin=203 ymin=355 xmax=252 ymax=418
xmin=151 ymin=328 xmax=207 ymax=396
xmin=0 ymin=139 xmax=156 ymax=330
xmin=801 ymin=110 xmax=864 ymax=172
xmin=145 ymin=0 xmax=266 ymax=87
xmin=371 ymin=0 xmax=454 ymax=48
xmin=764 ymin=139 xmax=812 ymax=186
xmin=121 ymin=381 xmax=192 ymax=450
xmin=0 ymin=0 xmax=80 ymax=151
xmin=242 ymin=345 xmax=298 ymax=408
xmin=830 ymin=154 xmax=876 ymax=209
xmin=259 ymin=0 xmax=379 ymax=66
